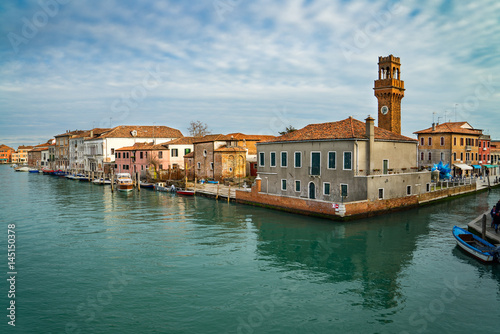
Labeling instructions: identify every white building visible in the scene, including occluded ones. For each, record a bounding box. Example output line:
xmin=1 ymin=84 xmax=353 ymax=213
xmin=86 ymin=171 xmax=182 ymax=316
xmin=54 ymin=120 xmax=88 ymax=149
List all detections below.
xmin=83 ymin=125 xmax=183 ymax=172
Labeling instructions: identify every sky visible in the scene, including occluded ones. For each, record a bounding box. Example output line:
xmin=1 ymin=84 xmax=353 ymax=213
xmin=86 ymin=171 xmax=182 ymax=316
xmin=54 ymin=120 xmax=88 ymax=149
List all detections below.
xmin=1 ymin=0 xmax=499 ymax=149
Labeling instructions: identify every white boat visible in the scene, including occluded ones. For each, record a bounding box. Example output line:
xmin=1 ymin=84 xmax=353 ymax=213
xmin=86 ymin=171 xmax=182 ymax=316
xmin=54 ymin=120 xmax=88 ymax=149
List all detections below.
xmin=92 ymin=178 xmax=112 ymax=185
xmin=15 ymin=166 xmax=30 ymax=172
xmin=453 ymin=226 xmax=500 ymax=262
xmin=154 ymin=182 xmax=175 ymax=192
xmin=116 ymin=173 xmax=134 ymax=192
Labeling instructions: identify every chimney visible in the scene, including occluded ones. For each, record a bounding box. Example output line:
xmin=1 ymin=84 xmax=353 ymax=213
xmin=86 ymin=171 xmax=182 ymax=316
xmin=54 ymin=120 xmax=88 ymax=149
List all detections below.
xmin=90 ymin=130 xmax=93 ymax=138
xmin=432 ymin=123 xmax=436 ymax=131
xmin=365 ymin=116 xmax=375 ymax=175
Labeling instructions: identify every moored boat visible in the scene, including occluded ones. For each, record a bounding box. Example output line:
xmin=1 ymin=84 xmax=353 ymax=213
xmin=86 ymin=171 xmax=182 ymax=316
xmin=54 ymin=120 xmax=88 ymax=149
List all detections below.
xmin=176 ymin=189 xmax=195 ymax=196
xmin=116 ymin=173 xmax=134 ymax=192
xmin=452 ymin=226 xmax=500 ymax=263
xmin=42 ymin=169 xmax=54 ymax=175
xmin=139 ymin=181 xmax=155 ymax=189
xmin=92 ymin=178 xmax=112 ymax=185
xmin=15 ymin=166 xmax=30 ymax=172
xmin=28 ymin=168 xmax=40 ymax=173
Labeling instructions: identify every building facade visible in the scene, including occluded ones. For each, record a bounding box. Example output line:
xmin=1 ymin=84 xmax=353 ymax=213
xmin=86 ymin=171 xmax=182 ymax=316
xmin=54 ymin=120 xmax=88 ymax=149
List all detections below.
xmin=414 ymin=122 xmax=489 ymax=176
xmin=257 ymin=117 xmax=430 ymax=203
xmin=0 ymin=145 xmax=14 ymax=163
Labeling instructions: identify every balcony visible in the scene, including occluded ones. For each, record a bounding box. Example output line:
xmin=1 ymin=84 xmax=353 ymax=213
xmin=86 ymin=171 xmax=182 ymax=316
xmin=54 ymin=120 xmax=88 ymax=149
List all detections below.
xmin=465 ymin=145 xmax=472 ymax=151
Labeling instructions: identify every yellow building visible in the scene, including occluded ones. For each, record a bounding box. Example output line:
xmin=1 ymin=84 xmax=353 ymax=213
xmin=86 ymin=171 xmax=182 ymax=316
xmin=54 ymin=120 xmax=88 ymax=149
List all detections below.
xmin=11 ymin=145 xmax=33 ymax=164
xmin=414 ymin=122 xmax=484 ymax=176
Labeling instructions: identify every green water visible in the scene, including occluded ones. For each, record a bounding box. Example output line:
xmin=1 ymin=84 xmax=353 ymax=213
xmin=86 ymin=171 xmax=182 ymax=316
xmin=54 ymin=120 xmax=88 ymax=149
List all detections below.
xmin=1 ymin=164 xmax=500 ymax=333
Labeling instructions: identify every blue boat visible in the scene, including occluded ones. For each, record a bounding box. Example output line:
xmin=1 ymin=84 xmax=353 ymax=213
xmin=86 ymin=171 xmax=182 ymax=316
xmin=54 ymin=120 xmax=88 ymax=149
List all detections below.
xmin=452 ymin=226 xmax=500 ymax=263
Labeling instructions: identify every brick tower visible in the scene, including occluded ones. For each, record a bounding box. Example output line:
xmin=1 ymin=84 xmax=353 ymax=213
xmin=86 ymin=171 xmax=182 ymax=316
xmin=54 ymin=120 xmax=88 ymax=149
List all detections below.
xmin=374 ymin=55 xmax=405 ymax=135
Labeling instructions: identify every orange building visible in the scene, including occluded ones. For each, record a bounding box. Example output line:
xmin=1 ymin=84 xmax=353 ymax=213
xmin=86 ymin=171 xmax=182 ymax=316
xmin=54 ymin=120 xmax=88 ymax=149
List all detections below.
xmin=12 ymin=145 xmax=34 ymax=164
xmin=0 ymin=144 xmax=14 ymax=163
xmin=414 ymin=122 xmax=487 ymax=176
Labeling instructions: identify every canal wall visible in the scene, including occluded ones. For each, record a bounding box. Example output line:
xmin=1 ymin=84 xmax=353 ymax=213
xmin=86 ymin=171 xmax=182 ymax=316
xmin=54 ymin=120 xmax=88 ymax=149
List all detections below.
xmin=235 ymin=182 xmax=483 ymax=221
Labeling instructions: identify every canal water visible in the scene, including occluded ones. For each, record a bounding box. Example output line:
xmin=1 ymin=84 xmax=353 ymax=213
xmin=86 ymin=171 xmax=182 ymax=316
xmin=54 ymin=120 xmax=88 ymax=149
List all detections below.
xmin=1 ymin=164 xmax=500 ymax=333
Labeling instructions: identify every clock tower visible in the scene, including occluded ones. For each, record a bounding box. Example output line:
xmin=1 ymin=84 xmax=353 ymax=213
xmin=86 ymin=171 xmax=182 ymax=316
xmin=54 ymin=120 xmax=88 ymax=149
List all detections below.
xmin=374 ymin=55 xmax=405 ymax=135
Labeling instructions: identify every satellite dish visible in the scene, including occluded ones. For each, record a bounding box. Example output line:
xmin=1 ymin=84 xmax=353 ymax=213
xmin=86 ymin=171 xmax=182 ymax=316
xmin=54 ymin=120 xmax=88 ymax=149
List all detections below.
xmin=131 ymin=130 xmax=137 ymax=137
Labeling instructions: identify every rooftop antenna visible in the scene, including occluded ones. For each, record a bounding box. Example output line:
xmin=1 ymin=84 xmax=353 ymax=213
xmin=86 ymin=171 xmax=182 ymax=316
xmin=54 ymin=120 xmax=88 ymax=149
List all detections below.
xmin=432 ymin=111 xmax=437 ymax=124
xmin=454 ymin=103 xmax=458 ymax=122
xmin=437 ymin=116 xmax=442 ymax=124
xmin=444 ymin=110 xmax=448 ymax=123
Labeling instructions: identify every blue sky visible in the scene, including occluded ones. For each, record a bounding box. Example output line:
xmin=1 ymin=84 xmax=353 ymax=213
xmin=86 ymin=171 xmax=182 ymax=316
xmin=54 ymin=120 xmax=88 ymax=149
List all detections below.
xmin=1 ymin=0 xmax=499 ymax=148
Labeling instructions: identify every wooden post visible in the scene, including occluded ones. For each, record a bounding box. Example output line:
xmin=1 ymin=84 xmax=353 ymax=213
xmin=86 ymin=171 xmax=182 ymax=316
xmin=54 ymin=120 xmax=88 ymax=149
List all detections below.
xmin=111 ymin=170 xmax=114 ymax=193
xmin=216 ymin=182 xmax=219 ymax=200
xmin=482 ymin=214 xmax=487 ymax=240
xmin=137 ymin=172 xmax=140 ymax=191
xmin=228 ymin=184 xmax=230 ymax=203
xmin=194 ymin=177 xmax=197 ymax=195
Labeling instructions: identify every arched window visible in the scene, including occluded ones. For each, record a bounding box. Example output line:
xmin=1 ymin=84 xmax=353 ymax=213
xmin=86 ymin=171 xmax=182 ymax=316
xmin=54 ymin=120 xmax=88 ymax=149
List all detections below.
xmin=308 ymin=182 xmax=316 ymax=199
xmin=440 ymin=137 xmax=445 ymax=146
xmin=428 ymin=152 xmax=432 ymax=161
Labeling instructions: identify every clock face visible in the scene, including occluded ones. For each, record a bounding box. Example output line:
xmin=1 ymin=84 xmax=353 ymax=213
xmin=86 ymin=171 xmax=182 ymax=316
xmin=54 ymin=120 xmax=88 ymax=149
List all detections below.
xmin=381 ymin=106 xmax=389 ymax=115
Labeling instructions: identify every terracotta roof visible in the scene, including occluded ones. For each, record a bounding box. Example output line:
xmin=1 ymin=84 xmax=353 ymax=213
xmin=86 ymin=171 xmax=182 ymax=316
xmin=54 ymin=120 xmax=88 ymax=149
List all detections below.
xmin=215 ymin=145 xmax=247 ymax=152
xmin=72 ymin=128 xmax=111 ymax=139
xmin=29 ymin=146 xmax=49 ymax=152
xmin=263 ymin=117 xmax=416 ymax=143
xmin=55 ymin=130 xmax=86 ymax=137
xmin=162 ymin=137 xmax=196 ymax=145
xmin=0 ymin=145 xmax=14 ymax=151
xmin=116 ymin=142 xmax=154 ymax=151
xmin=414 ymin=122 xmax=482 ymax=135
xmin=97 ymin=125 xmax=183 ymax=139
xmin=194 ymin=133 xmax=274 ymax=143
xmin=184 ymin=151 xmax=195 ymax=158
xmin=17 ymin=145 xmax=34 ymax=150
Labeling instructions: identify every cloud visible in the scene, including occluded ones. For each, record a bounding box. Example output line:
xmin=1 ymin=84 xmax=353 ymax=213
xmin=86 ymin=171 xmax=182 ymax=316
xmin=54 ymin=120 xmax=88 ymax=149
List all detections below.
xmin=0 ymin=0 xmax=499 ymax=148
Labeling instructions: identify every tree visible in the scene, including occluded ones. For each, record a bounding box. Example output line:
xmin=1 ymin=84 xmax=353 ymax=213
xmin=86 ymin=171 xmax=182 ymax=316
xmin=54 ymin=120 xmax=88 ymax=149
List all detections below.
xmin=278 ymin=125 xmax=297 ymax=136
xmin=188 ymin=120 xmax=211 ymax=137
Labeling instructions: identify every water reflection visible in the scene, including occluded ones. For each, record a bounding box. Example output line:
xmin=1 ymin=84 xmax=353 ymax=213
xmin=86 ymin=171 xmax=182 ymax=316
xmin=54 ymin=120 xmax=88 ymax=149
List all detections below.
xmin=254 ymin=210 xmax=431 ymax=310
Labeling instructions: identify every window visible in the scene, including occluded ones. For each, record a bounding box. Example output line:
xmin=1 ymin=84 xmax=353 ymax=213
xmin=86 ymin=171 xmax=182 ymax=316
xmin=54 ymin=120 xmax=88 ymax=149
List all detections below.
xmin=310 ymin=152 xmax=320 ymax=175
xmin=159 ymin=164 xmax=163 ymax=170
xmin=441 ymin=152 xmax=444 ymax=161
xmin=281 ymin=179 xmax=287 ymax=191
xmin=407 ymin=185 xmax=412 ymax=196
xmin=440 ymin=137 xmax=445 ymax=146
xmin=295 ymin=180 xmax=301 ymax=192
xmin=203 ymin=149 xmax=207 ymax=157
xmin=117 ymin=152 xmax=121 ymax=159
xmin=171 ymin=149 xmax=178 ymax=157
xmin=343 ymin=152 xmax=352 ymax=170
xmin=323 ymin=182 xmax=330 ymax=195
xmin=294 ymin=152 xmax=302 ymax=168
xmin=328 ymin=152 xmax=336 ymax=169
xmin=111 ymin=148 xmax=115 ymax=155
xmin=420 ymin=137 xmax=424 ymax=146
xmin=454 ymin=137 xmax=457 ymax=146
xmin=378 ymin=188 xmax=384 ymax=199
xmin=140 ymin=152 xmax=143 ymax=159
xmin=340 ymin=184 xmax=348 ymax=198
xmin=460 ymin=152 xmax=463 ymax=161
xmin=270 ymin=152 xmax=276 ymax=167
xmin=141 ymin=165 xmax=144 ymax=171
xmin=259 ymin=152 xmax=265 ymax=167
xmin=426 ymin=183 xmax=430 ymax=192
xmin=460 ymin=138 xmax=464 ymax=146
xmin=122 ymin=164 xmax=126 ymax=170
xmin=428 ymin=137 xmax=432 ymax=146
xmin=428 ymin=152 xmax=432 ymax=161
xmin=158 ymin=151 xmax=163 ymax=159
xmin=197 ymin=162 xmax=201 ymax=169
xmin=420 ymin=152 xmax=424 ymax=160
xmin=383 ymin=160 xmax=389 ymax=174
xmin=453 ymin=152 xmax=456 ymax=161
xmin=210 ymin=162 xmax=214 ymax=170
xmin=185 ymin=148 xmax=191 ymax=155
xmin=281 ymin=152 xmax=287 ymax=167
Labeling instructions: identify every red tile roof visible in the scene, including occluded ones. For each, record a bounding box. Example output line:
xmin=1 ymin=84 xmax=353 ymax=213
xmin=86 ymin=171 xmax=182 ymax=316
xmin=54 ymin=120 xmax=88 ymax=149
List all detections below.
xmin=162 ymin=137 xmax=196 ymax=145
xmin=414 ymin=122 xmax=482 ymax=135
xmin=98 ymin=125 xmax=183 ymax=139
xmin=194 ymin=133 xmax=275 ymax=143
xmin=0 ymin=145 xmax=14 ymax=151
xmin=72 ymin=128 xmax=111 ymax=139
xmin=263 ymin=117 xmax=416 ymax=143
xmin=184 ymin=151 xmax=195 ymax=158
xmin=215 ymin=145 xmax=247 ymax=152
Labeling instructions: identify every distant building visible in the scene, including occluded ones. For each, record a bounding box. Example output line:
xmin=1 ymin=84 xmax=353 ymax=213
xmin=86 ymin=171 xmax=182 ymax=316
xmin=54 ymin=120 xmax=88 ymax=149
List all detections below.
xmin=54 ymin=130 xmax=86 ymax=171
xmin=27 ymin=142 xmax=52 ymax=168
xmin=83 ymin=125 xmax=183 ymax=173
xmin=414 ymin=122 xmax=491 ymax=176
xmin=12 ymin=145 xmax=33 ymax=164
xmin=193 ymin=133 xmax=274 ymax=181
xmin=68 ymin=128 xmax=110 ymax=172
xmin=0 ymin=145 xmax=14 ymax=164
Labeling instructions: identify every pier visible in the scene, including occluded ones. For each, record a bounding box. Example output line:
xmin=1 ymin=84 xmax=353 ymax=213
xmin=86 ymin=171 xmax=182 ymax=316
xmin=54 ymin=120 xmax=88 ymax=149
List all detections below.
xmin=467 ymin=211 xmax=500 ymax=245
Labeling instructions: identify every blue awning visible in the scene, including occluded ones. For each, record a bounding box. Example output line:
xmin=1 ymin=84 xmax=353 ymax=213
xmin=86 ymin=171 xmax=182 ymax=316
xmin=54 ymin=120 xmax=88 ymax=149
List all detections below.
xmin=472 ymin=165 xmax=481 ymax=169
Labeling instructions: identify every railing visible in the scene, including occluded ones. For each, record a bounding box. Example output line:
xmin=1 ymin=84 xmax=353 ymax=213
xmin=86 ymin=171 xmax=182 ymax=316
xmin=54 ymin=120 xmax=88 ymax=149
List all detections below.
xmin=355 ymin=167 xmax=419 ymax=176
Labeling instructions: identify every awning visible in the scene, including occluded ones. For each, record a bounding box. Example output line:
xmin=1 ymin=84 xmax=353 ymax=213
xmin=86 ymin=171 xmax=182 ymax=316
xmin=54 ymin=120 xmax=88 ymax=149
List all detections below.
xmin=472 ymin=165 xmax=481 ymax=169
xmin=483 ymin=165 xmax=496 ymax=168
xmin=453 ymin=163 xmax=473 ymax=170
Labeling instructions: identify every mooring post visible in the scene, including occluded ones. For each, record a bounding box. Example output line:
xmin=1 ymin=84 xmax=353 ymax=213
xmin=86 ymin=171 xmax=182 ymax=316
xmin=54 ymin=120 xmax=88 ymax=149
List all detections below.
xmin=228 ymin=184 xmax=230 ymax=203
xmin=482 ymin=214 xmax=487 ymax=240
xmin=216 ymin=182 xmax=219 ymax=200
xmin=137 ymin=172 xmax=140 ymax=191
xmin=111 ymin=170 xmax=114 ymax=193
